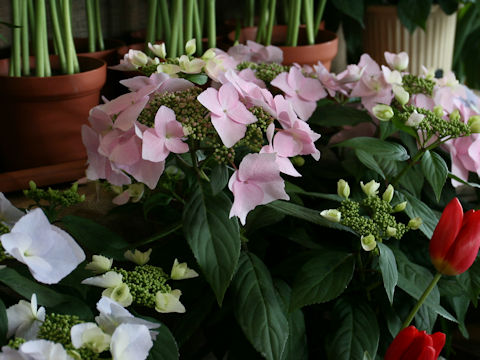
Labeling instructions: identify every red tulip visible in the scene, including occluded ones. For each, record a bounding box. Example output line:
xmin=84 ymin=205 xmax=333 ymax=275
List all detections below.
xmin=429 ymin=197 xmax=480 ymax=276
xmin=385 ymin=326 xmax=445 ymax=360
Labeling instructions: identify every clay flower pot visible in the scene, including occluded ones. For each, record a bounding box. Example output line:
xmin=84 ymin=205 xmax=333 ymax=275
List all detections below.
xmin=0 ymin=56 xmax=106 ymax=173
xmin=230 ymin=25 xmax=337 ymax=69
xmin=75 ymin=38 xmax=126 ymax=66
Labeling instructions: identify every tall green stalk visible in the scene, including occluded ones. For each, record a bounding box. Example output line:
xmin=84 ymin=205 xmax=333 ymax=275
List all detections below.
xmin=85 ymin=0 xmax=95 ymax=52
xmin=169 ymin=0 xmax=181 ymax=58
xmin=50 ymin=0 xmax=67 ymax=72
xmin=206 ymin=0 xmax=216 ymax=48
xmin=287 ymin=0 xmax=302 ymax=46
xmin=246 ymin=0 xmax=255 ymax=27
xmin=10 ymin=0 xmax=21 ymax=77
xmin=265 ymin=0 xmax=276 ymax=46
xmin=314 ymin=0 xmax=327 ymax=38
xmin=34 ymin=0 xmax=45 ymax=76
xmin=177 ymin=0 xmax=184 ymax=54
xmin=159 ymin=0 xmax=171 ymax=46
xmin=94 ymin=0 xmax=104 ymax=50
xmin=303 ymin=0 xmax=315 ymax=45
xmin=156 ymin=0 xmax=163 ymax=41
xmin=255 ymin=0 xmax=269 ymax=44
xmin=146 ymin=0 xmax=157 ymax=54
xmin=198 ymin=0 xmax=205 ymax=34
xmin=21 ymin=0 xmax=30 ymax=76
xmin=192 ymin=0 xmax=203 ymax=54
xmin=185 ymin=0 xmax=194 ymax=43
xmin=62 ymin=0 xmax=77 ymax=74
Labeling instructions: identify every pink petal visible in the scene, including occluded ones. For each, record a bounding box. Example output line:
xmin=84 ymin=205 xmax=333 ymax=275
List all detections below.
xmin=154 ymin=106 xmax=177 ymax=136
xmin=229 ymin=180 xmax=264 ymax=225
xmin=197 ymin=88 xmax=223 ymax=116
xmin=142 ymin=130 xmax=169 ymax=162
xmin=271 ymin=72 xmax=296 ymax=97
xmin=218 ymin=83 xmax=240 ymax=110
xmin=289 ymin=96 xmax=317 ymax=120
xmin=165 ymin=121 xmax=186 ymax=139
xmin=298 ymin=77 xmax=327 ymax=102
xmin=237 ymin=153 xmax=280 ymax=183
xmin=276 ymin=156 xmax=301 ymax=177
xmin=121 ymin=159 xmax=165 ymax=190
xmin=165 ymin=138 xmax=189 ymax=154
xmin=257 ymin=177 xmax=289 ymax=204
xmin=157 ymin=78 xmax=194 ymax=94
xmin=211 ymin=115 xmax=247 ymax=148
xmin=227 ymin=103 xmax=257 ymax=125
xmin=114 ymin=96 xmax=150 ymax=131
xmin=120 ymin=76 xmax=152 ymax=92
xmin=273 ymin=131 xmax=303 ymax=157
xmin=89 ymin=107 xmax=113 ymax=133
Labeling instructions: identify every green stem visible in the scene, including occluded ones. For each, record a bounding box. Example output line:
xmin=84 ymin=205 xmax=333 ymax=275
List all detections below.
xmin=314 ymin=0 xmax=327 ymax=38
xmin=21 ymin=0 xmax=30 ymax=76
xmin=192 ymin=0 xmax=203 ymax=54
xmin=159 ymin=0 xmax=171 ymax=45
xmin=42 ymin=22 xmax=51 ymax=76
xmin=168 ymin=0 xmax=181 ymax=58
xmin=35 ymin=0 xmax=45 ymax=76
xmin=206 ymin=0 xmax=216 ymax=48
xmin=255 ymin=0 xmax=269 ymax=44
xmin=50 ymin=0 xmax=66 ymax=73
xmin=94 ymin=0 xmax=104 ymax=51
xmin=265 ymin=0 xmax=276 ymax=45
xmin=62 ymin=0 xmax=78 ymax=74
xmin=303 ymin=0 xmax=315 ymax=45
xmin=85 ymin=0 xmax=96 ymax=52
xmin=400 ymin=272 xmax=442 ymax=331
xmin=246 ymin=0 xmax=255 ymax=27
xmin=289 ymin=0 xmax=302 ymax=46
xmin=177 ymin=0 xmax=184 ymax=54
xmin=198 ymin=0 xmax=205 ymax=34
xmin=11 ymin=0 xmax=21 ymax=77
xmin=156 ymin=0 xmax=163 ymax=40
xmin=185 ymin=0 xmax=194 ymax=43
xmin=146 ymin=0 xmax=157 ymax=54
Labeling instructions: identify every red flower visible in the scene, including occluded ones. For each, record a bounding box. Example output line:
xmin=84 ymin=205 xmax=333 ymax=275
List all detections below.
xmin=385 ymin=326 xmax=445 ymax=360
xmin=430 ymin=197 xmax=480 ymax=276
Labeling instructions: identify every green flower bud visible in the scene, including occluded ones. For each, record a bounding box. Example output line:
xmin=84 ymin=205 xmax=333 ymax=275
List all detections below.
xmin=449 ymin=109 xmax=461 ymax=122
xmin=337 ymin=179 xmax=350 ymax=199
xmin=81 ymin=326 xmax=111 ymax=353
xmin=372 ymin=104 xmax=394 ymax=121
xmin=433 ymin=105 xmax=444 ymax=118
xmin=128 ymin=183 xmax=145 ymax=203
xmin=29 ymin=181 xmax=37 ymax=190
xmin=408 ymin=217 xmax=422 ymax=230
xmin=360 ymin=180 xmax=380 ymax=197
xmin=392 ymin=84 xmax=409 ymax=106
xmin=155 ymin=289 xmax=186 ymax=313
xmin=102 ymin=283 xmax=133 ymax=307
xmin=124 ymin=248 xmax=152 ymax=265
xmin=165 ymin=165 xmax=185 ymax=180
xmin=320 ymin=209 xmax=341 ymax=223
xmin=405 ymin=110 xmax=425 ymax=127
xmin=382 ymin=184 xmax=394 ymax=203
xmin=386 ymin=226 xmax=397 ymax=237
xmin=291 ymin=156 xmax=305 ymax=167
xmin=171 ymin=259 xmax=199 ymax=280
xmin=202 ymin=48 xmax=216 ymax=60
xmin=468 ymin=115 xmax=480 ymax=133
xmin=85 ymin=255 xmax=113 ymax=274
xmin=149 ymin=42 xmax=166 ymax=58
xmin=361 ymin=235 xmax=377 ymax=251
xmin=393 ymin=201 xmax=407 ymax=212
xmin=185 ymin=39 xmax=196 ymax=56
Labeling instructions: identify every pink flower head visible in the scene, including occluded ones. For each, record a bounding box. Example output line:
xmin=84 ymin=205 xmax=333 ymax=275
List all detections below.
xmin=246 ymin=40 xmax=283 ymax=64
xmin=120 ymin=73 xmax=193 ymax=95
xmin=272 ymin=94 xmax=300 ymax=129
xmin=204 ymin=49 xmax=239 ymax=83
xmin=314 ymin=61 xmax=342 ymax=97
xmin=229 ymin=153 xmax=289 ymax=225
xmin=260 ymin=124 xmax=301 ymax=177
xmin=446 ymin=135 xmax=480 ymax=187
xmin=197 ymin=82 xmax=257 ymax=147
xmin=271 ymin=66 xmax=327 ymax=120
xmin=140 ymin=106 xmax=189 ymax=162
xmin=273 ymin=120 xmax=321 ymax=160
xmin=238 ymin=68 xmax=266 ymax=88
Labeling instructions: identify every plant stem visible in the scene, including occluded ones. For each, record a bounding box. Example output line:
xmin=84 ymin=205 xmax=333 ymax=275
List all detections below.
xmin=303 ymin=0 xmax=315 ymax=45
xmin=400 ymin=272 xmax=442 ymax=331
xmin=265 ymin=0 xmax=276 ymax=45
xmin=185 ymin=0 xmax=194 ymax=43
xmin=94 ymin=0 xmax=104 ymax=50
xmin=255 ymin=0 xmax=269 ymax=44
xmin=62 ymin=0 xmax=75 ymax=74
xmin=168 ymin=0 xmax=181 ymax=58
xmin=289 ymin=0 xmax=302 ymax=46
xmin=11 ymin=0 xmax=21 ymax=77
xmin=198 ymin=0 xmax=205 ymax=34
xmin=246 ymin=0 xmax=255 ymax=27
xmin=35 ymin=0 xmax=45 ymax=76
xmin=192 ymin=0 xmax=203 ymax=54
xmin=177 ymin=0 xmax=184 ymax=54
xmin=156 ymin=0 xmax=163 ymax=40
xmin=85 ymin=0 xmax=96 ymax=52
xmin=314 ymin=0 xmax=326 ymax=38
xmin=146 ymin=0 xmax=157 ymax=54
xmin=159 ymin=0 xmax=171 ymax=45
xmin=50 ymin=0 xmax=67 ymax=73
xmin=206 ymin=0 xmax=216 ymax=48
xmin=21 ymin=0 xmax=30 ymax=76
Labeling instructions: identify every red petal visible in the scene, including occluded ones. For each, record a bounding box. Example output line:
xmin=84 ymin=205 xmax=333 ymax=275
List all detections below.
xmin=384 ymin=326 xmax=418 ymax=360
xmin=399 ymin=331 xmax=433 ymax=360
xmin=418 ymin=346 xmax=436 ymax=360
xmin=431 ymin=332 xmax=446 ymax=358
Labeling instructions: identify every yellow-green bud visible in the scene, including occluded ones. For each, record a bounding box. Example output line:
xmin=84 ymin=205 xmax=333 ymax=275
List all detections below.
xmin=148 ymin=42 xmax=166 ymax=58
xmin=128 ymin=183 xmax=144 ymax=203
xmin=185 ymin=39 xmax=196 ymax=56
xmin=320 ymin=209 xmax=341 ymax=223
xmin=360 ymin=180 xmax=380 ymax=197
xmin=291 ymin=156 xmax=305 ymax=167
xmin=81 ymin=326 xmax=111 ymax=353
xmin=393 ymin=201 xmax=407 ymax=212
xmin=372 ymin=104 xmax=394 ymax=121
xmin=165 ymin=165 xmax=185 ymax=180
xmin=361 ymin=235 xmax=377 ymax=251
xmin=171 ymin=259 xmax=199 ymax=280
xmin=29 ymin=180 xmax=37 ymax=190
xmin=337 ymin=179 xmax=350 ymax=199
xmin=468 ymin=115 xmax=480 ymax=133
xmin=382 ymin=184 xmax=394 ymax=203
xmin=386 ymin=226 xmax=397 ymax=237
xmin=155 ymin=289 xmax=186 ymax=313
xmin=408 ymin=217 xmax=422 ymax=230
xmin=102 ymin=283 xmax=133 ymax=307
xmin=449 ymin=109 xmax=461 ymax=122
xmin=202 ymin=48 xmax=216 ymax=60
xmin=433 ymin=105 xmax=444 ymax=118
xmin=124 ymin=248 xmax=152 ymax=266
xmin=85 ymin=255 xmax=113 ymax=274
xmin=405 ymin=110 xmax=424 ymax=127
xmin=392 ymin=84 xmax=409 ymax=106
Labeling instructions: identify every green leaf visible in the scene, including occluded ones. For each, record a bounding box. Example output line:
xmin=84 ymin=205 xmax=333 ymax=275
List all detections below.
xmin=448 ymin=173 xmax=480 ymax=189
xmin=355 ymin=149 xmax=385 ymax=179
xmin=397 ymin=0 xmax=433 ymax=33
xmin=267 ymin=200 xmax=355 ymax=233
xmin=232 ymin=252 xmax=289 ymax=360
xmin=394 ymin=249 xmax=456 ymax=322
xmin=284 ymin=182 xmax=342 ymax=202
xmin=380 ymin=120 xmax=397 ymax=140
xmin=326 ymin=299 xmax=379 ymax=360
xmin=399 ymin=164 xmax=424 ymax=198
xmin=309 ymin=103 xmax=370 ymax=126
xmin=421 ymin=150 xmax=448 ymax=202
xmin=457 ymin=260 xmax=480 ymax=306
xmin=143 ymin=193 xmax=173 ymax=217
xmin=244 ymin=206 xmax=285 ymax=235
xmin=0 ymin=267 xmax=93 ymax=319
xmin=274 ymin=280 xmax=308 ymax=360
xmin=183 ymin=182 xmax=240 ymax=305
xmin=181 ymin=73 xmax=208 ymax=85
xmin=61 ymin=215 xmax=129 ymax=260
xmin=449 ymin=296 xmax=470 ymax=338
xmin=0 ymin=297 xmax=6 ymax=345
xmin=291 ymin=251 xmax=355 ymax=309
xmin=438 ymin=0 xmax=460 ymax=14
xmin=336 ymin=137 xmax=409 ymax=161
xmin=396 ymin=191 xmax=440 ymax=239
xmin=377 ymin=243 xmax=398 ymax=304
xmin=147 ymin=323 xmax=179 ymax=360
xmin=210 ymin=164 xmax=229 ymax=195
xmin=415 ymin=304 xmax=437 ymax=333
xmin=331 ymin=0 xmax=365 ymax=26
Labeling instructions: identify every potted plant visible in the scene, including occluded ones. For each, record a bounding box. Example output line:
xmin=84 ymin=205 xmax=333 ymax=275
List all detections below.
xmin=0 ymin=0 xmax=106 ymax=191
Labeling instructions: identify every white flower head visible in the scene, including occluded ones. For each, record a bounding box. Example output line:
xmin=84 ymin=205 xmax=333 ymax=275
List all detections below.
xmin=110 ymin=324 xmax=153 ymax=360
xmin=384 ymin=51 xmax=409 ymax=71
xmin=70 ymin=322 xmax=111 ymax=353
xmin=185 ymin=39 xmax=196 ymax=56
xmin=82 ymin=271 xmax=123 ymax=288
xmin=392 ymin=84 xmax=409 ymax=106
xmin=382 ymin=66 xmax=403 ymax=85
xmin=0 ymin=193 xmax=23 ymax=228
xmin=360 ymin=180 xmax=381 ymax=197
xmin=148 ymin=42 xmax=166 ymax=59
xmin=7 ymin=294 xmax=45 ymax=340
xmin=156 ymin=63 xmax=181 ymax=75
xmin=171 ymin=259 xmax=199 ymax=280
xmin=85 ymin=255 xmax=113 ymax=274
xmin=127 ymin=49 xmax=149 ymax=68
xmin=20 ymin=340 xmax=73 ymax=360
xmin=155 ymin=289 xmax=186 ymax=313
xmin=361 ymin=235 xmax=377 ymax=251
xmin=124 ymin=249 xmax=152 ymax=266
xmin=0 ymin=208 xmax=85 ymax=284
xmin=320 ymin=209 xmax=341 ymax=223
xmin=405 ymin=110 xmax=425 ymax=127
xmin=178 ymin=55 xmax=205 ymax=74
xmin=102 ymin=283 xmax=133 ymax=307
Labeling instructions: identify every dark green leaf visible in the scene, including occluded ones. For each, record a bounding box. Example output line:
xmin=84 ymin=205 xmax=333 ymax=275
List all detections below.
xmin=380 ymin=120 xmax=397 ymax=140
xmin=396 ymin=192 xmax=440 ymax=238
xmin=397 ymin=0 xmax=433 ymax=32
xmin=438 ymin=0 xmax=460 ymax=14
xmin=393 ymin=117 xmax=419 ymax=138
xmin=448 ymin=173 xmax=480 ymax=189
xmin=0 ymin=267 xmax=92 ymax=319
xmin=267 ymin=200 xmax=355 ymax=233
xmin=143 ymin=193 xmax=173 ymax=217
xmin=0 ymin=297 xmax=6 ymax=345
xmin=421 ymin=150 xmax=448 ymax=202
xmin=326 ymin=299 xmax=379 ymax=360
xmin=331 ymin=0 xmax=365 ymax=26
xmin=336 ymin=137 xmax=409 ymax=161
xmin=457 ymin=260 xmax=480 ymax=306
xmin=377 ymin=243 xmax=398 ymax=304
xmin=399 ymin=163 xmax=424 ymax=198
xmin=61 ymin=215 xmax=129 ymax=260
xmin=131 ymin=222 xmax=183 ymax=247
xmin=232 ymin=252 xmax=289 ymax=360
xmin=415 ymin=304 xmax=437 ymax=333
xmin=182 ymin=73 xmax=208 ymax=85
xmin=309 ymin=103 xmax=370 ymax=127
xmin=399 ymin=132 xmax=419 ymax=157
xmin=210 ymin=164 xmax=229 ymax=195
xmin=244 ymin=206 xmax=285 ymax=235
xmin=449 ymin=296 xmax=470 ymax=338
xmin=285 ymin=182 xmax=342 ymax=202
xmin=291 ymin=251 xmax=355 ymax=309
xmin=355 ymin=149 xmax=385 ymax=179
xmin=183 ymin=182 xmax=240 ymax=305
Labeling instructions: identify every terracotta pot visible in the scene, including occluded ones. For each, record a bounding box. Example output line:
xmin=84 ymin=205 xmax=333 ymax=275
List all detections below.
xmin=363 ymin=5 xmax=457 ymax=75
xmin=0 ymin=56 xmax=106 ymax=172
xmin=229 ymin=25 xmax=338 ymax=69
xmin=75 ymin=38 xmax=125 ymax=66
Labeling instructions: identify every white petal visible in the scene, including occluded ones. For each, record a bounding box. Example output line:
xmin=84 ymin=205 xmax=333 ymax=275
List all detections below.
xmin=111 ymin=324 xmax=153 ymax=360
xmin=82 ymin=271 xmax=123 ymax=288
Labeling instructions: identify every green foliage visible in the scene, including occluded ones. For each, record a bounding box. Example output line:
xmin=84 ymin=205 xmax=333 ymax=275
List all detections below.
xmin=377 ymin=243 xmax=398 ymax=304
xmin=397 ymin=0 xmax=433 ymax=33
xmin=421 ymin=150 xmax=448 ymax=202
xmin=0 ymin=297 xmax=7 ymax=346
xmin=309 ymin=102 xmax=372 ymax=127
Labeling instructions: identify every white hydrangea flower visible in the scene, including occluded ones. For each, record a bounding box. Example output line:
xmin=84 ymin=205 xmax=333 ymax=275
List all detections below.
xmin=170 ymin=259 xmax=199 ymax=280
xmin=7 ymin=294 xmax=45 ymax=340
xmin=155 ymin=289 xmax=186 ymax=313
xmin=110 ymin=324 xmax=153 ymax=360
xmin=0 ymin=193 xmax=23 ymax=228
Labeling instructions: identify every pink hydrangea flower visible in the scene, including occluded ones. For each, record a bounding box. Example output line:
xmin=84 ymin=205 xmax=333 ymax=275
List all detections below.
xmin=271 ymin=66 xmax=327 ymax=120
xmin=197 ymin=82 xmax=257 ymax=147
xmin=273 ymin=120 xmax=321 ymax=160
xmin=238 ymin=68 xmax=266 ymax=88
xmin=227 ymin=40 xmax=283 ymax=64
xmin=204 ymin=49 xmax=239 ymax=83
xmin=120 ymin=73 xmax=193 ymax=95
xmin=229 ymin=153 xmax=289 ymax=225
xmin=140 ymin=106 xmax=189 ymax=162
xmin=271 ymin=94 xmax=299 ymax=129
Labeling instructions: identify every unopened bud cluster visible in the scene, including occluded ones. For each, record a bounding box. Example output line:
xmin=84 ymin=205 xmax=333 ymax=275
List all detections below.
xmin=402 ymin=74 xmax=435 ymax=96
xmin=23 ymin=181 xmax=85 ymax=210
xmin=237 ymin=61 xmax=290 ymax=84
